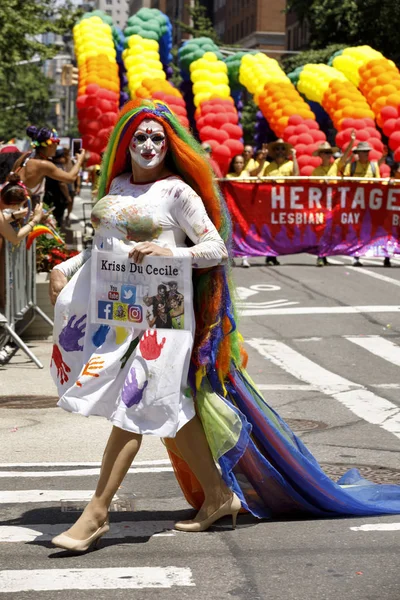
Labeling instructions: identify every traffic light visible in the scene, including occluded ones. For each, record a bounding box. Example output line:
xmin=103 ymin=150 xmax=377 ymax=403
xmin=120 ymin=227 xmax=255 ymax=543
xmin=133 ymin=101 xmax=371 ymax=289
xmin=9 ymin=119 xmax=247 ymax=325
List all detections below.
xmin=61 ymin=64 xmax=79 ymax=86
xmin=71 ymin=67 xmax=79 ymax=86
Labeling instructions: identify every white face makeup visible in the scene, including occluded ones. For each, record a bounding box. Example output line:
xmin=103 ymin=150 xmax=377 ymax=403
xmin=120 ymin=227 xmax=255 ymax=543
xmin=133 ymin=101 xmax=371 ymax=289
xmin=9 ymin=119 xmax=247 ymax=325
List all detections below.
xmin=129 ymin=119 xmax=168 ymax=170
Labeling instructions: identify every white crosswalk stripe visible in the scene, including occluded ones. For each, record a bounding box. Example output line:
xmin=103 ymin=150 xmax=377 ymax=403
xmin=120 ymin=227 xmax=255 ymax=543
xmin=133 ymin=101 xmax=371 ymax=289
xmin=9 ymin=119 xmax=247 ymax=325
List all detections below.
xmin=345 ymin=335 xmax=400 ymax=367
xmin=247 ymin=336 xmax=400 ymax=439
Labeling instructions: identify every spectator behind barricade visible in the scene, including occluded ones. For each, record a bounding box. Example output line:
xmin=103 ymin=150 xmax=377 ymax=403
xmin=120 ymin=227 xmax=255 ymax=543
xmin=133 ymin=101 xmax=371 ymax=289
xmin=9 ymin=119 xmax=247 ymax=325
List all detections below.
xmin=252 ymin=140 xmax=299 ymax=266
xmin=243 ymin=144 xmax=261 ymax=173
xmin=44 ymin=148 xmax=72 ymax=228
xmin=201 ymin=142 xmax=223 ymax=178
xmin=343 ymin=141 xmax=391 ymax=267
xmin=0 ymin=147 xmax=22 ymax=184
xmin=248 ymin=146 xmax=269 ymax=176
xmin=312 ymin=131 xmax=357 ymax=179
xmin=226 ymin=155 xmax=251 ymax=268
xmin=226 ymin=155 xmax=250 ymax=179
xmin=63 ymin=147 xmax=81 ymax=225
xmin=0 ymin=173 xmax=43 ymax=245
xmin=13 ymin=126 xmax=85 ymax=207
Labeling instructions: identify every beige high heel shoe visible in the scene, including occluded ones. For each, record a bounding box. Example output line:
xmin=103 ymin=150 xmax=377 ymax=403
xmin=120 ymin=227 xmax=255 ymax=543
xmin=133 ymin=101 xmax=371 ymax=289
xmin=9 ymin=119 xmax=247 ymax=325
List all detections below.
xmin=51 ymin=521 xmax=109 ymax=553
xmin=174 ymin=493 xmax=241 ymax=532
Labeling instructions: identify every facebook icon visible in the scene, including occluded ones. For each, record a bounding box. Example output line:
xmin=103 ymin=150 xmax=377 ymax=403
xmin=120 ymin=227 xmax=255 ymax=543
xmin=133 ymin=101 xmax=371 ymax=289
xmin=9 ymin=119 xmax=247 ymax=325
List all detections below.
xmin=98 ymin=301 xmax=113 ymax=320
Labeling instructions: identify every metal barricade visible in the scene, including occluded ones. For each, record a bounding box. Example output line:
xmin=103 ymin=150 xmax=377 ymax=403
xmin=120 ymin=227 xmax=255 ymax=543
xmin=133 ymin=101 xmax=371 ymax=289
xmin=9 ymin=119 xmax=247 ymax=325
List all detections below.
xmin=0 ymin=239 xmax=54 ymax=369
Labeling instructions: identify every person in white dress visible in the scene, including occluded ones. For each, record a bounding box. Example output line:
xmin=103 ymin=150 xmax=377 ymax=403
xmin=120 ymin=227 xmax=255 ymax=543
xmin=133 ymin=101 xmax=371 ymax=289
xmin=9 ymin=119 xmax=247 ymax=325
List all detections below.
xmin=49 ymin=101 xmax=241 ymax=551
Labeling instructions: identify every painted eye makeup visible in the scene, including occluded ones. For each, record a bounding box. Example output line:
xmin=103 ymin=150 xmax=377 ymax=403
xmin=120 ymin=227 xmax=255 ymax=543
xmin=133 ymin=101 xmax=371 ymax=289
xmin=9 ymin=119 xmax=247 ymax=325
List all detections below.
xmin=132 ymin=132 xmax=166 ymax=145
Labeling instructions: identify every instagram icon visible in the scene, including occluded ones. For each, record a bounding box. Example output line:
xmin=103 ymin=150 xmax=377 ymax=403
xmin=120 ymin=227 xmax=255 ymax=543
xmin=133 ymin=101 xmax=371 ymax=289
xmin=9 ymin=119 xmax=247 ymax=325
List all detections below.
xmin=128 ymin=305 xmax=143 ymax=323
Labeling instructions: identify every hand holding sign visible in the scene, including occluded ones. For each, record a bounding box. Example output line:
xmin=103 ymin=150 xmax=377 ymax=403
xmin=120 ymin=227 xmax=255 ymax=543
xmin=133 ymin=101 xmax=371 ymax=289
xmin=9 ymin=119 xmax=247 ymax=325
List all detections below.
xmin=129 ymin=242 xmax=173 ymax=264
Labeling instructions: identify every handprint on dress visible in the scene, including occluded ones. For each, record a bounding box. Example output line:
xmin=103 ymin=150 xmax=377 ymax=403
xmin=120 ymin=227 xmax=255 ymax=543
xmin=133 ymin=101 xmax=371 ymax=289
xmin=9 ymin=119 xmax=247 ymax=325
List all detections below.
xmin=121 ymin=367 xmax=148 ymax=408
xmin=92 ymin=325 xmax=110 ymax=348
xmin=139 ymin=330 xmax=166 ymax=360
xmin=51 ymin=344 xmax=71 ymax=385
xmin=59 ymin=314 xmax=86 ymax=352
xmin=76 ymin=356 xmax=105 ymax=387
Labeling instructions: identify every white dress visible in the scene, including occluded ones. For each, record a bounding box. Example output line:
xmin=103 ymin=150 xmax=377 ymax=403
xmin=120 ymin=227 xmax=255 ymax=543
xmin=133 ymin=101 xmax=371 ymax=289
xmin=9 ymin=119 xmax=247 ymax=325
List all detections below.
xmin=51 ymin=174 xmax=227 ymax=437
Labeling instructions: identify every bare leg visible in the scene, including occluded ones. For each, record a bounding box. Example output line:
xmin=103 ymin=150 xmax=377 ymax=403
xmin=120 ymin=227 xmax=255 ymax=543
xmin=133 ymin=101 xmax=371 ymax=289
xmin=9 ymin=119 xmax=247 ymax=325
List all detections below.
xmin=174 ymin=415 xmax=232 ymax=520
xmin=65 ymin=425 xmax=142 ymax=540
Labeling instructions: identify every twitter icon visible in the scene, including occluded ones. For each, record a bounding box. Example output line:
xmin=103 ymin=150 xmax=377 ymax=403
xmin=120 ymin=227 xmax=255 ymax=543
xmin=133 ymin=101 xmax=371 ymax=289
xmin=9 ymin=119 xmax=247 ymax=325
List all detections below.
xmin=121 ymin=284 xmax=136 ymax=304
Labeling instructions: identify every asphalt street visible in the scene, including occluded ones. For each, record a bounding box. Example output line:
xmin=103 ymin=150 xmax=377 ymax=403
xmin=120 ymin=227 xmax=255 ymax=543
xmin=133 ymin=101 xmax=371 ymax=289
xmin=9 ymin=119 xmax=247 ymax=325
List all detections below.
xmin=0 ymin=252 xmax=400 ymax=599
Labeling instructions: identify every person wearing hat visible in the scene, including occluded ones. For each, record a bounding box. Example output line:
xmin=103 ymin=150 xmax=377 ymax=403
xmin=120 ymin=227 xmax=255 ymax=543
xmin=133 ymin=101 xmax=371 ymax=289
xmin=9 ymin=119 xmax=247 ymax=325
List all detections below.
xmin=313 ymin=131 xmax=358 ymax=179
xmin=252 ymin=139 xmax=299 ymax=178
xmin=343 ymin=140 xmax=380 ymax=179
xmin=250 ymin=139 xmax=299 ymax=265
xmin=343 ymin=139 xmax=390 ymax=266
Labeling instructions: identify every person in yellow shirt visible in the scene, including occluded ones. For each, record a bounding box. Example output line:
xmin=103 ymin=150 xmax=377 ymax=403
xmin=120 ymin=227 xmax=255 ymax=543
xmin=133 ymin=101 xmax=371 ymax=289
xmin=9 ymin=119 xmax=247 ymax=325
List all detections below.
xmin=256 ymin=139 xmax=299 ymax=178
xmin=344 ymin=141 xmax=381 ymax=179
xmin=251 ymin=139 xmax=299 ymax=265
xmin=343 ymin=141 xmax=388 ymax=266
xmin=226 ymin=155 xmax=251 ymax=267
xmin=312 ymin=133 xmax=356 ymax=178
xmin=226 ymin=155 xmax=250 ymax=179
xmin=243 ymin=145 xmax=257 ymax=172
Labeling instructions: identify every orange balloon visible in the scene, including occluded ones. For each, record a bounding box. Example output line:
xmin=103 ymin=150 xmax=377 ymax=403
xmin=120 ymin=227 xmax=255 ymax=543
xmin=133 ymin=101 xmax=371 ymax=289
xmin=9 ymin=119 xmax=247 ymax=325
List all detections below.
xmin=386 ymin=93 xmax=400 ymax=107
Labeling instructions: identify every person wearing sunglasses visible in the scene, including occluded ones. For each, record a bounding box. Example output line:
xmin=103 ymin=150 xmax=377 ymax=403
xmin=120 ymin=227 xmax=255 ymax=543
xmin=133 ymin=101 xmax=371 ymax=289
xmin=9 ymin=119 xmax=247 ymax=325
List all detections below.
xmin=201 ymin=142 xmax=223 ymax=178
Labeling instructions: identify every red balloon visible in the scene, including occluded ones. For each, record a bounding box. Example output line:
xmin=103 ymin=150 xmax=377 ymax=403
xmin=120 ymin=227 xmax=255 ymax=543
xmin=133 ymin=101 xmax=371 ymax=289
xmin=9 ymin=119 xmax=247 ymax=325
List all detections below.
xmin=380 ymin=163 xmax=390 ymax=177
xmin=221 ymin=123 xmax=243 ymax=139
xmin=212 ymin=144 xmax=231 ymax=158
xmin=199 ymin=125 xmax=215 ymax=142
xmin=341 ymin=118 xmax=357 ymax=130
xmin=297 ymin=155 xmax=310 ymax=168
xmin=179 ymin=116 xmax=189 ymax=128
xmin=294 ymin=124 xmax=309 ymax=135
xmin=363 ymin=118 xmax=376 ymax=128
xmin=297 ymin=133 xmax=314 ymax=145
xmin=295 ymin=143 xmax=307 ymax=155
xmin=224 ymin=139 xmax=244 ymax=155
xmin=100 ymin=112 xmax=118 ymax=128
xmin=196 ymin=116 xmax=206 ymax=129
xmin=394 ymin=147 xmax=400 ymax=162
xmin=308 ymin=156 xmax=321 ymax=167
xmin=287 ymin=135 xmax=298 ymax=146
xmin=225 ymin=112 xmax=239 ymax=125
xmin=369 ymin=138 xmax=383 ymax=152
xmin=352 ymin=119 xmax=367 ymax=130
xmin=86 ymin=151 xmax=101 ymax=167
xmin=76 ymin=95 xmax=88 ymax=110
xmin=356 ymin=130 xmax=369 ymax=142
xmin=288 ymin=115 xmax=304 ymax=126
xmin=366 ymin=127 xmax=381 ymax=139
xmin=214 ymin=113 xmax=230 ymax=127
xmin=85 ymin=106 xmax=102 ymax=120
xmin=86 ymin=84 xmax=100 ymax=96
xmin=213 ymin=129 xmax=230 ymax=144
xmin=203 ymin=139 xmax=218 ymax=151
xmin=300 ymin=165 xmax=314 ymax=176
xmin=304 ymin=119 xmax=318 ymax=130
xmin=312 ymin=130 xmax=326 ymax=142
xmin=381 ymin=105 xmax=398 ymax=121
xmin=283 ymin=125 xmax=296 ymax=140
xmin=204 ymin=113 xmax=217 ymax=126
xmin=369 ymin=149 xmax=381 ymax=161
xmin=389 ymin=131 xmax=400 ymax=151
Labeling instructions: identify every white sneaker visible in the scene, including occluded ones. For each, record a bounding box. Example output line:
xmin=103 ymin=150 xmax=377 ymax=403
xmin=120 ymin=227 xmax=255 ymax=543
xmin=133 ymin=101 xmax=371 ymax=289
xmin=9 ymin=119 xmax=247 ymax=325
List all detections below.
xmin=241 ymin=258 xmax=250 ymax=268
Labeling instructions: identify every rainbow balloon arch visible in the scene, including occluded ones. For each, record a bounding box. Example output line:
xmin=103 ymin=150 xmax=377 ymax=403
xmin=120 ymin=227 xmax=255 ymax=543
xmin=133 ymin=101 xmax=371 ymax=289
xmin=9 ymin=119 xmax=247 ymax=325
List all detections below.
xmin=72 ymin=8 xmax=400 ymax=178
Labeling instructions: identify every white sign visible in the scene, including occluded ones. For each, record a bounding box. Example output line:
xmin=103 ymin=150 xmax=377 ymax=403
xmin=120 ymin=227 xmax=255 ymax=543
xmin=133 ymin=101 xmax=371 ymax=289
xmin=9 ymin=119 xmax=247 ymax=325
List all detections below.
xmin=91 ymin=247 xmax=192 ymax=331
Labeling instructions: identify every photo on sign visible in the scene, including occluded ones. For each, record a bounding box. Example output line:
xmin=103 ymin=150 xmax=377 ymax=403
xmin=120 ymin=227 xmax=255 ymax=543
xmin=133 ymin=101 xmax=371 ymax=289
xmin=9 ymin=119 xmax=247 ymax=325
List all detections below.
xmin=143 ymin=281 xmax=184 ymax=330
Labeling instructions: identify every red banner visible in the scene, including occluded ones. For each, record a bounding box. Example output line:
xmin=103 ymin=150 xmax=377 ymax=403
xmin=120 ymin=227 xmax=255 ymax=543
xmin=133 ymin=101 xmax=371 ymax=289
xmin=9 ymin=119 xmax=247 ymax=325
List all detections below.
xmin=221 ymin=180 xmax=400 ymax=257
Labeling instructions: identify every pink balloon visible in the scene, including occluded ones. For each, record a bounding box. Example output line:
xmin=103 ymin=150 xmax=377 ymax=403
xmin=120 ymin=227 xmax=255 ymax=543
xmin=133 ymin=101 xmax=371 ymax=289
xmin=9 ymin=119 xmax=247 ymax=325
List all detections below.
xmin=288 ymin=115 xmax=304 ymax=126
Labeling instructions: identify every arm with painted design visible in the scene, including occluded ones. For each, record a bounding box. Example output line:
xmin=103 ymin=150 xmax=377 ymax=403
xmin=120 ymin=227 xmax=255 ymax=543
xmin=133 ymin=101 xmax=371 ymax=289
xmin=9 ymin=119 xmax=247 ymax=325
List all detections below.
xmin=49 ymin=248 xmax=92 ymax=305
xmin=171 ymin=187 xmax=228 ymax=268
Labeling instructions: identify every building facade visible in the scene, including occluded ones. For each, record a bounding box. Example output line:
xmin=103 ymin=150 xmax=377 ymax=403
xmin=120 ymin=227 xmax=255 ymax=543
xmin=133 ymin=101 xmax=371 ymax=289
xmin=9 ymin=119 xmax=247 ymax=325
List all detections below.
xmin=93 ymin=0 xmax=130 ymax=29
xmin=213 ymin=0 xmax=286 ymax=53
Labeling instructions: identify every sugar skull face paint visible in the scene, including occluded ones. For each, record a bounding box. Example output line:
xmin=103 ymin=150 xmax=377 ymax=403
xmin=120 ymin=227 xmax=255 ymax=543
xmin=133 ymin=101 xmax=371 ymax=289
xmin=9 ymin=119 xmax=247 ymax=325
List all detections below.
xmin=129 ymin=119 xmax=168 ymax=170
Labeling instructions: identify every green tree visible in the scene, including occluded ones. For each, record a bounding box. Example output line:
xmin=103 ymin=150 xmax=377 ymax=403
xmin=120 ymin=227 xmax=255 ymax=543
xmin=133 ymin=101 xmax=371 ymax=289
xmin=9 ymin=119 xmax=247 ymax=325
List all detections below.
xmin=241 ymin=96 xmax=258 ymax=145
xmin=0 ymin=0 xmax=81 ymax=139
xmin=281 ymin=44 xmax=347 ymax=74
xmin=286 ymin=0 xmax=400 ymax=63
xmin=175 ymin=0 xmax=220 ymax=43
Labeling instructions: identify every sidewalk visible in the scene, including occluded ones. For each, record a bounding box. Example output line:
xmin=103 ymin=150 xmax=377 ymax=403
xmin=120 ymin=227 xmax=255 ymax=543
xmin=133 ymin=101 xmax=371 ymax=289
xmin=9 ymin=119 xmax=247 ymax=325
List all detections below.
xmin=0 ymin=339 xmax=168 ymax=463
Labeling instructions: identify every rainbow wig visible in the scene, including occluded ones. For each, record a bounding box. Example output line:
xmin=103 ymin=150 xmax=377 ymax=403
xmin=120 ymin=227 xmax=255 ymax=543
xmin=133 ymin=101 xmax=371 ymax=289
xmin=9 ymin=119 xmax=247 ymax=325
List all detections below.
xmin=97 ymin=99 xmax=247 ymax=392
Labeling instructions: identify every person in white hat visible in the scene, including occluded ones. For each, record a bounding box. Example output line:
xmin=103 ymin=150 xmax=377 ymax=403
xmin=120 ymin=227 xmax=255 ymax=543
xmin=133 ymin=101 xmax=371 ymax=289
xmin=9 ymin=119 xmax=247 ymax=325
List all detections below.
xmin=343 ymin=140 xmax=392 ymax=267
xmin=312 ymin=131 xmax=356 ymax=179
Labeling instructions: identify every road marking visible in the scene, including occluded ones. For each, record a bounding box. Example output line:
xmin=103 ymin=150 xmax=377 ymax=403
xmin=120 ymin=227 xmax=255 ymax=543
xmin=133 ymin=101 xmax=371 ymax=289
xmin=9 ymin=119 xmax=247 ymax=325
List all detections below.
xmin=0 ymin=459 xmax=171 ymax=468
xmin=350 ymin=523 xmax=400 ymax=532
xmin=0 ymin=521 xmax=175 ymax=542
xmin=0 ymin=567 xmax=195 ymax=592
xmin=0 ymin=466 xmax=173 ymax=478
xmin=241 ymin=305 xmax=400 ymax=316
xmin=237 ymin=300 xmax=299 ymax=309
xmin=0 ymin=490 xmax=106 ymax=503
xmin=257 ymin=384 xmax=318 ymax=391
xmin=337 ymin=258 xmax=400 ymax=287
xmin=324 ymin=257 xmax=344 ymax=265
xmin=345 ymin=335 xmax=400 ymax=367
xmin=247 ymin=339 xmax=400 ymax=438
